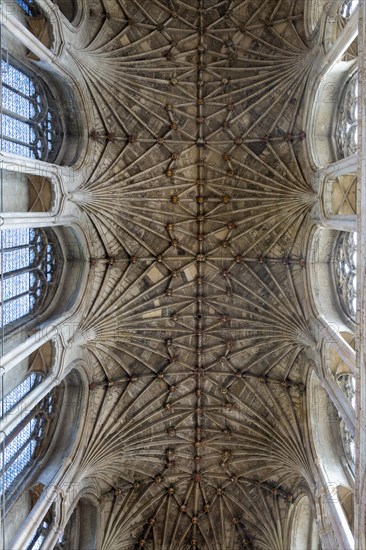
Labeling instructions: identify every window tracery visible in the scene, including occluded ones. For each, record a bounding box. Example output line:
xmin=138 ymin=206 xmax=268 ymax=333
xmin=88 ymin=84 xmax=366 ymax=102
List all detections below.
xmin=0 ymin=390 xmax=56 ymax=495
xmin=1 ymin=58 xmax=60 ymax=161
xmin=0 ymin=228 xmax=60 ymax=329
xmin=336 ymin=71 xmax=358 ymax=158
xmin=334 ymin=232 xmax=357 ymax=321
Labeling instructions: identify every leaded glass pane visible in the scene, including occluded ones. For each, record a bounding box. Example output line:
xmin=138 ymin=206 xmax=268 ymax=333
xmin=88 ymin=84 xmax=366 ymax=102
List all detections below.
xmin=1 ymin=60 xmax=57 ymax=161
xmin=1 ymin=419 xmax=36 ymax=468
xmin=2 ymin=114 xmax=36 ymax=146
xmin=2 ymin=294 xmax=31 ymax=325
xmin=337 ymin=72 xmax=358 ymax=158
xmin=2 ymin=62 xmax=35 ymax=96
xmin=0 ymin=440 xmax=36 ymax=493
xmin=1 ymin=138 xmax=33 ymax=158
xmin=3 ymin=273 xmax=30 ymax=300
xmin=0 ymin=248 xmax=30 ymax=273
xmin=2 ymin=86 xmax=36 ymax=118
xmin=2 ymin=229 xmax=30 ymax=248
xmin=335 ymin=232 xmax=357 ymax=320
xmin=0 ymin=391 xmax=56 ymax=495
xmin=0 ymin=373 xmax=40 ymax=417
xmin=27 ymin=519 xmax=51 ymax=550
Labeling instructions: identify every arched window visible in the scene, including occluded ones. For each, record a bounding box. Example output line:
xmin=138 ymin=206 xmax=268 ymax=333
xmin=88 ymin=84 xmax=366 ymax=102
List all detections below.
xmin=0 ymin=389 xmax=57 ymax=496
xmin=334 ymin=232 xmax=357 ymax=322
xmin=26 ymin=505 xmax=57 ymax=550
xmin=0 ymin=228 xmax=62 ymax=330
xmin=336 ymin=71 xmax=358 ymax=158
xmin=1 ymin=58 xmax=61 ymax=161
xmin=340 ymin=0 xmax=359 ymax=18
xmin=0 ymin=372 xmax=42 ymax=418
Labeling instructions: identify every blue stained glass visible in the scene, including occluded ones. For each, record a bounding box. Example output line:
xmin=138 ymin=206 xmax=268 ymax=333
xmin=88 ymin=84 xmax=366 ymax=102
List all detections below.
xmin=1 ymin=60 xmax=56 ymax=161
xmin=3 ymin=273 xmax=30 ymax=300
xmin=2 ymin=114 xmax=36 ymax=144
xmin=2 ymin=229 xmax=30 ymax=248
xmin=0 ymin=229 xmax=55 ymax=327
xmin=2 ymin=294 xmax=31 ymax=324
xmin=2 ymin=86 xmax=36 ymax=118
xmin=0 ymin=373 xmax=39 ymax=418
xmin=2 ymin=62 xmax=35 ymax=96
xmin=1 ymin=248 xmax=30 ymax=273
xmin=1 ymin=419 xmax=36 ymax=467
xmin=15 ymin=0 xmax=34 ymax=16
xmin=0 ymin=440 xmax=36 ymax=493
xmin=1 ymin=139 xmax=33 ymax=158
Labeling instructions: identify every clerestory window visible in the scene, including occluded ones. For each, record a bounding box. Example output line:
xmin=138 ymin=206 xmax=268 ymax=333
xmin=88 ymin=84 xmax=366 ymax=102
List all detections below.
xmin=0 ymin=390 xmax=56 ymax=496
xmin=336 ymin=71 xmax=358 ymax=158
xmin=334 ymin=232 xmax=357 ymax=322
xmin=1 ymin=57 xmax=60 ymax=161
xmin=0 ymin=372 xmax=42 ymax=418
xmin=0 ymin=228 xmax=61 ymax=331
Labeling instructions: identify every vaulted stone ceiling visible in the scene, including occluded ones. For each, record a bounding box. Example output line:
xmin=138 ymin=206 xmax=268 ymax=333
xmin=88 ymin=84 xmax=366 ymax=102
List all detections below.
xmin=68 ymin=1 xmax=320 ymax=547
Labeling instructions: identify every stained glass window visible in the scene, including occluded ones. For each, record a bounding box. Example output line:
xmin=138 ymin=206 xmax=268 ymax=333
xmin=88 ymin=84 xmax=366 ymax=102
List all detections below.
xmin=335 ymin=232 xmax=357 ymax=321
xmin=1 ymin=59 xmax=58 ymax=161
xmin=0 ymin=392 xmax=55 ymax=495
xmin=27 ymin=503 xmax=58 ymax=550
xmin=340 ymin=0 xmax=359 ymax=18
xmin=337 ymin=71 xmax=358 ymax=158
xmin=0 ymin=228 xmax=58 ymax=329
xmin=14 ymin=0 xmax=39 ymax=16
xmin=0 ymin=373 xmax=42 ymax=418
xmin=27 ymin=519 xmax=51 ymax=550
